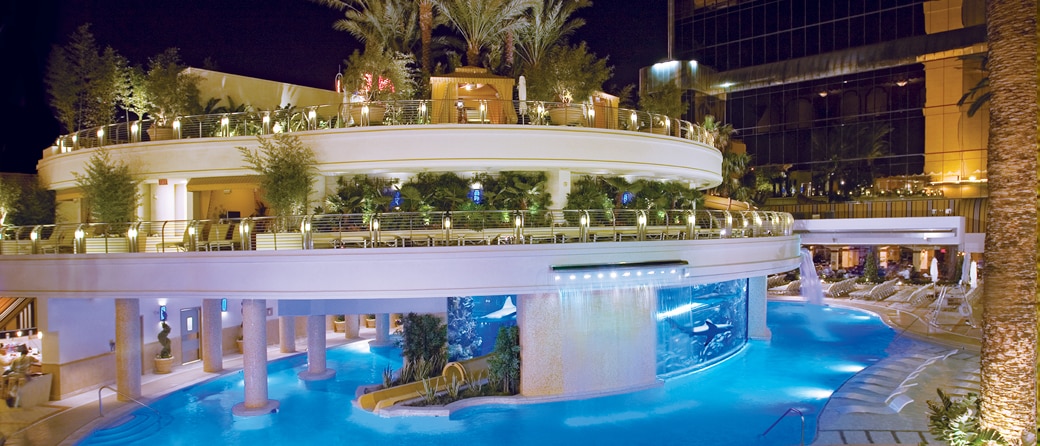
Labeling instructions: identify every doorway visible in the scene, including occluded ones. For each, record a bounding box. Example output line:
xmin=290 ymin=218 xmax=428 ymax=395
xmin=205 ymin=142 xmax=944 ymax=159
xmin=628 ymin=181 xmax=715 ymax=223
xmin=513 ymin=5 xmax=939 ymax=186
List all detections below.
xmin=180 ymin=307 xmax=201 ymax=364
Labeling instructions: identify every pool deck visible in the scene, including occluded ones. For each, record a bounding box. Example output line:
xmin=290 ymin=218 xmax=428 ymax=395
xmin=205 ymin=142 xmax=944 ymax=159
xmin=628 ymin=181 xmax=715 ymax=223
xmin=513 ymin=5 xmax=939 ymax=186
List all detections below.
xmin=1 ymin=287 xmax=981 ymax=446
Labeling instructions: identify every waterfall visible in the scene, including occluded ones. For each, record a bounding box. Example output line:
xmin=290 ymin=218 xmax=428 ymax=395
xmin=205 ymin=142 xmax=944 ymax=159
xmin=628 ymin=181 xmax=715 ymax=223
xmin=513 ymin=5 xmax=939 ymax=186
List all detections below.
xmin=799 ymin=248 xmax=824 ymax=305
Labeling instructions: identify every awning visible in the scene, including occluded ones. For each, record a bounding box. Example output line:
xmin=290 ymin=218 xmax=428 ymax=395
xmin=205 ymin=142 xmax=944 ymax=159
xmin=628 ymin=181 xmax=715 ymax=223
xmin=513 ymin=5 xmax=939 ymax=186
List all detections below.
xmin=186 ymin=175 xmax=261 ymax=192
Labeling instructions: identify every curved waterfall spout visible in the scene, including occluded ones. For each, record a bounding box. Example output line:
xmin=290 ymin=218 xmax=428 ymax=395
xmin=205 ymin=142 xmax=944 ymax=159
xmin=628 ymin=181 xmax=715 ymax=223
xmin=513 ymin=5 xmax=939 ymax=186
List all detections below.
xmin=799 ymin=248 xmax=824 ymax=306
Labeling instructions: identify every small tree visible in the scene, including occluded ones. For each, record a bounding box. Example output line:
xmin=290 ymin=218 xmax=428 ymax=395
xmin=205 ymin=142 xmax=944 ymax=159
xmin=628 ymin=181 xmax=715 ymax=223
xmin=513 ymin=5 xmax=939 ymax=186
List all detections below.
xmin=862 ymin=249 xmax=881 ymax=283
xmin=523 ymin=42 xmax=612 ymax=103
xmin=341 ymin=48 xmax=416 ymax=102
xmin=74 ymin=149 xmax=139 ymax=224
xmin=639 ymin=80 xmax=686 ymax=118
xmin=157 ymin=322 xmax=172 ymax=359
xmin=400 ymin=313 xmax=448 ymax=381
xmin=143 ymin=48 xmax=201 ymax=126
xmin=238 ymin=134 xmax=317 ymax=227
xmin=0 ymin=179 xmax=20 ymax=227
xmin=487 ymin=325 xmax=520 ymax=395
xmin=44 ymin=24 xmax=127 ymax=133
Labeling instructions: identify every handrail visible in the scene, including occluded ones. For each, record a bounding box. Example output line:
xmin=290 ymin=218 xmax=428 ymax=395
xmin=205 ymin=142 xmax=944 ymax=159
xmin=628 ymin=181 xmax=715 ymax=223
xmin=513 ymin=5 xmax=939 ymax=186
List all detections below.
xmin=760 ymin=407 xmax=805 ymax=445
xmin=0 ymin=209 xmax=796 ymax=255
xmin=98 ymin=385 xmax=161 ymax=418
xmin=47 ymin=99 xmax=716 ymax=155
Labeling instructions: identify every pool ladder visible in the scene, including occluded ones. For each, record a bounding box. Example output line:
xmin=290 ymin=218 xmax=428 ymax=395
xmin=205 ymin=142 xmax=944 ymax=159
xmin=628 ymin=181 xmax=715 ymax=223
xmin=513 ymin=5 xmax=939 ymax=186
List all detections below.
xmin=760 ymin=407 xmax=805 ymax=445
xmin=97 ymin=385 xmax=160 ymax=417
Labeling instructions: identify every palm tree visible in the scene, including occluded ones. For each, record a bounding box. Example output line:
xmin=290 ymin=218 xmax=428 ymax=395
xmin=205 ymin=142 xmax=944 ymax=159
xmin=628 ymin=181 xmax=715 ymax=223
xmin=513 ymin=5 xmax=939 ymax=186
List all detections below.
xmin=978 ymin=0 xmax=1037 ymax=443
xmin=515 ymin=0 xmax=590 ymax=72
xmin=418 ymin=0 xmax=435 ymax=74
xmin=313 ymin=0 xmax=420 ymax=54
xmin=432 ymin=0 xmax=534 ymax=67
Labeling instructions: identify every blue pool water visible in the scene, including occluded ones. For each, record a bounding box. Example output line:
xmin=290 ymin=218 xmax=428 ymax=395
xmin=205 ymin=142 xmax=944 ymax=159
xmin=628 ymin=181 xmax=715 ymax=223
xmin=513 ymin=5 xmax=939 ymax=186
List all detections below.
xmin=79 ymin=302 xmax=917 ymax=446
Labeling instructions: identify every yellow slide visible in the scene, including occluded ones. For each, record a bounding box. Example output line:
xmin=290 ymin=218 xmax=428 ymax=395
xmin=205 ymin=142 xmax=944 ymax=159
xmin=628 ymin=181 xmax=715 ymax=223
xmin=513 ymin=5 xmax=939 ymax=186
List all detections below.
xmin=357 ymin=355 xmax=490 ymax=412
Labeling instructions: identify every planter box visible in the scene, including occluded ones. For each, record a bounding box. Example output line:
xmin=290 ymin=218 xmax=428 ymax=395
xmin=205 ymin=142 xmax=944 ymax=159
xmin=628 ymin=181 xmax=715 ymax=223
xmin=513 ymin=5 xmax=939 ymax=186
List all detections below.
xmin=84 ymin=237 xmax=129 ymax=253
xmin=255 ymin=233 xmax=303 ymax=251
xmin=0 ymin=240 xmax=32 ymax=255
xmin=154 ymin=356 xmax=174 ymax=374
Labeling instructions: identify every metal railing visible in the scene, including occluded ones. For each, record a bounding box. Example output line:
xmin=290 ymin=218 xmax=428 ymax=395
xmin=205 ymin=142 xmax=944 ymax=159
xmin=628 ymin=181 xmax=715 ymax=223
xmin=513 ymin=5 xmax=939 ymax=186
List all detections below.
xmin=0 ymin=209 xmax=794 ymax=255
xmin=49 ymin=100 xmax=716 ymax=155
xmin=760 ymin=407 xmax=805 ymax=445
xmin=98 ymin=385 xmax=160 ymax=417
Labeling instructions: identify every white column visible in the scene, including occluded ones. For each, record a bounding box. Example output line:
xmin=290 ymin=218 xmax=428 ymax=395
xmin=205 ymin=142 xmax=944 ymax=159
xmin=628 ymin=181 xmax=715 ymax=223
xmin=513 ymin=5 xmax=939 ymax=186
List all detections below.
xmin=546 ymin=169 xmax=571 ymax=210
xmin=299 ymin=315 xmax=335 ymax=381
xmin=201 ymin=299 xmax=223 ymax=373
xmin=747 ymin=276 xmax=772 ymax=341
xmin=153 ymin=183 xmax=176 ymax=222
xmin=344 ymin=314 xmax=360 ymax=339
xmin=232 ymin=299 xmax=279 ymax=416
xmin=174 ymin=182 xmax=189 ymax=221
xmin=279 ymin=316 xmax=296 ymax=353
xmin=371 ymin=313 xmax=392 ymax=347
xmin=115 ymin=299 xmax=142 ymax=401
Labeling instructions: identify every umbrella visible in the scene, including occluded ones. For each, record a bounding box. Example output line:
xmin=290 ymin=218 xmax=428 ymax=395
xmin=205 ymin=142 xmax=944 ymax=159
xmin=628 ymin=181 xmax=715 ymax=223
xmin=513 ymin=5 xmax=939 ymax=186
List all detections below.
xmin=518 ymin=75 xmax=527 ymax=115
xmin=930 ymin=257 xmax=939 ymax=284
xmin=960 ymin=253 xmax=972 ymax=287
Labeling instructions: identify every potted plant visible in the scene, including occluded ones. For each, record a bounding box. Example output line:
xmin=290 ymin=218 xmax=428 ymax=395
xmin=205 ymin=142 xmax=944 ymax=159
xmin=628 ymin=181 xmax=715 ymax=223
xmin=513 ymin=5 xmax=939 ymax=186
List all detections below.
xmin=154 ymin=322 xmax=174 ymax=374
xmin=236 ymin=324 xmax=244 ymax=354
xmin=364 ymin=314 xmax=376 ymax=329
xmin=333 ymin=315 xmax=346 ymax=332
xmin=638 ymin=80 xmax=685 ymax=135
xmin=238 ymin=133 xmax=317 ymax=249
xmin=141 ymin=48 xmax=200 ymax=140
xmin=341 ymin=48 xmax=416 ymax=125
xmin=522 ymin=42 xmax=611 ymax=126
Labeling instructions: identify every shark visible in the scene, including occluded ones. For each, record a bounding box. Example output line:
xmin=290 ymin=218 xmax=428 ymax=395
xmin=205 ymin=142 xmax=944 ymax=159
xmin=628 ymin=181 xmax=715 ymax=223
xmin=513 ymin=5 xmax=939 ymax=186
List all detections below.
xmin=480 ymin=296 xmax=517 ymax=320
xmin=666 ymin=318 xmax=734 ymax=356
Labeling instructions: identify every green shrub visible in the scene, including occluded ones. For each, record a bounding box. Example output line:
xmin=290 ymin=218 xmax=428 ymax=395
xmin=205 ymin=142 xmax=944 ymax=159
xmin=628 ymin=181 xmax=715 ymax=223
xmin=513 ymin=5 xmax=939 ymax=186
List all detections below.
xmin=487 ymin=325 xmax=520 ymax=395
xmin=925 ymin=389 xmax=1008 ymax=446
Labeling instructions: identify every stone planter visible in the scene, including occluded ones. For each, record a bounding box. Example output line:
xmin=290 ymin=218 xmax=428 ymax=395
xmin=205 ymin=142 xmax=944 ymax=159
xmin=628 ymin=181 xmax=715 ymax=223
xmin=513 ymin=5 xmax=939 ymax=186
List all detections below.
xmin=333 ymin=319 xmax=346 ymax=332
xmin=236 ymin=338 xmax=244 ymax=354
xmin=148 ymin=125 xmax=174 ymax=141
xmin=348 ymin=104 xmax=387 ymax=126
xmin=364 ymin=317 xmax=376 ymax=329
xmin=154 ymin=356 xmax=174 ymax=374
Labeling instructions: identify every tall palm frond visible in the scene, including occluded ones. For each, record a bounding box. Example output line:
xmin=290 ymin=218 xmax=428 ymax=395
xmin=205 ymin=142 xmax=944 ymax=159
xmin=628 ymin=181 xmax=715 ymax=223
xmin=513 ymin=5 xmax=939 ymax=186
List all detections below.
xmin=432 ymin=0 xmax=535 ymax=67
xmin=515 ymin=0 xmax=591 ymax=71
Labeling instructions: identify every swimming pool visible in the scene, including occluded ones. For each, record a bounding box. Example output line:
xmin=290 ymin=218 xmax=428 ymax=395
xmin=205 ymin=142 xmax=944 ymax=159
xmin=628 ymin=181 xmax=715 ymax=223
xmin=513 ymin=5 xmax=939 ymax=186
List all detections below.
xmin=78 ymin=302 xmax=916 ymax=446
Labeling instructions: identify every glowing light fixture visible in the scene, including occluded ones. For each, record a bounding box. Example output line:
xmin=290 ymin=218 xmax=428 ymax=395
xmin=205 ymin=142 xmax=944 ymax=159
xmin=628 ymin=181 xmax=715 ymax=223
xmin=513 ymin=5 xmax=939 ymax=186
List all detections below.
xmin=159 ymin=305 xmax=168 ymax=322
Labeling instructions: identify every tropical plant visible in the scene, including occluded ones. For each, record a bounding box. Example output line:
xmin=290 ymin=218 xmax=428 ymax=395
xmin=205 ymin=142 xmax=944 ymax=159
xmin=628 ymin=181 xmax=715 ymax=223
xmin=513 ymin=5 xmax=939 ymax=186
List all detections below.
xmin=431 ymin=0 xmax=533 ymax=67
xmin=44 ymin=24 xmax=127 ymax=132
xmin=487 ymin=325 xmax=520 ymax=395
xmin=157 ymin=322 xmax=173 ymax=359
xmin=400 ymin=313 xmax=448 ymax=381
xmin=514 ymin=0 xmax=590 ymax=72
xmin=418 ymin=377 xmax=438 ymax=404
xmin=0 ymin=179 xmax=20 ymax=227
xmin=74 ymin=149 xmax=139 ymax=224
xmin=523 ymin=42 xmax=612 ymax=103
xmin=925 ymin=389 xmax=1008 ymax=446
xmin=382 ymin=364 xmax=395 ymax=388
xmin=956 ymin=54 xmax=990 ymax=118
xmin=977 ymin=1 xmax=1037 ymax=441
xmin=493 ymin=171 xmax=550 ymax=211
xmin=142 ymin=48 xmax=201 ymax=126
xmin=238 ymin=133 xmax=317 ymax=225
xmin=325 ymin=175 xmax=395 ymax=216
xmin=809 ymin=122 xmax=892 ymax=197
xmin=341 ymin=48 xmax=417 ymax=102
xmin=638 ymin=80 xmax=686 ymax=118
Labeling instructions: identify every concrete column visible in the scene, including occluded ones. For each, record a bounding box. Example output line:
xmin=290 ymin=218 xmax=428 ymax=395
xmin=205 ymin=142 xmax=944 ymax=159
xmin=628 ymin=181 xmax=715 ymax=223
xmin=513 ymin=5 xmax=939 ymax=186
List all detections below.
xmin=279 ymin=316 xmax=296 ymax=353
xmin=299 ymin=315 xmax=335 ymax=381
xmin=114 ymin=299 xmax=142 ymax=401
xmin=201 ymin=299 xmax=223 ymax=373
xmin=546 ymin=169 xmax=572 ymax=210
xmin=371 ymin=313 xmax=392 ymax=347
xmin=173 ymin=182 xmax=188 ymax=221
xmin=344 ymin=314 xmax=360 ymax=339
xmin=747 ymin=276 xmax=772 ymax=341
xmin=232 ymin=299 xmax=279 ymax=416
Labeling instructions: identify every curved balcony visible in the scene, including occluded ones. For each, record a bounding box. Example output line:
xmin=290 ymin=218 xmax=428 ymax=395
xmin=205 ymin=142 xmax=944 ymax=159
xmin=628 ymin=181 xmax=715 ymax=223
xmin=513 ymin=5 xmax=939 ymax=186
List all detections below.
xmin=46 ymin=100 xmax=712 ymax=155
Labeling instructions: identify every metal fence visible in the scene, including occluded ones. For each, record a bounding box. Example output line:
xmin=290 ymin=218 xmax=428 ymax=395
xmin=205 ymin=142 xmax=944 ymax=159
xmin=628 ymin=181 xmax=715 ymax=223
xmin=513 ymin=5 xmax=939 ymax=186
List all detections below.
xmin=50 ymin=100 xmax=716 ymax=154
xmin=0 ymin=209 xmax=794 ymax=254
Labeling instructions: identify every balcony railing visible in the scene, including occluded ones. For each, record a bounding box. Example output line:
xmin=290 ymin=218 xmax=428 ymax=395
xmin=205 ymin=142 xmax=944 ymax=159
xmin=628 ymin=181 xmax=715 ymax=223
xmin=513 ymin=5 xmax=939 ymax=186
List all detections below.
xmin=0 ymin=209 xmax=794 ymax=255
xmin=50 ymin=100 xmax=715 ymax=154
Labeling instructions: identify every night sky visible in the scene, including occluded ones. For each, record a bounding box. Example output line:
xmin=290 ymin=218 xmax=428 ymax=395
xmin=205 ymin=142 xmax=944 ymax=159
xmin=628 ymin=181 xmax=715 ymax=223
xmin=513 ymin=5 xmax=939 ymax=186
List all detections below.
xmin=0 ymin=0 xmax=666 ymax=174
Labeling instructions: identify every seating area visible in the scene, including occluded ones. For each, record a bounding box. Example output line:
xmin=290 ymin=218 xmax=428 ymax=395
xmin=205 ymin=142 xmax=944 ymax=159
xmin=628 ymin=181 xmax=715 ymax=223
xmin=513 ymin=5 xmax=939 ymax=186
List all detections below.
xmin=848 ymin=279 xmax=899 ymax=301
xmin=823 ymin=278 xmax=859 ymax=298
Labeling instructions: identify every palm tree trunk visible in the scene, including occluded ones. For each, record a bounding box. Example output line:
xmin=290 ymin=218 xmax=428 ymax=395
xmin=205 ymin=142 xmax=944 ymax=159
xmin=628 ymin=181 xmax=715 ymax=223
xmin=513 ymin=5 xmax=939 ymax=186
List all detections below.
xmin=467 ymin=45 xmax=480 ymax=67
xmin=980 ymin=0 xmax=1038 ymax=443
xmin=419 ymin=0 xmax=433 ymax=75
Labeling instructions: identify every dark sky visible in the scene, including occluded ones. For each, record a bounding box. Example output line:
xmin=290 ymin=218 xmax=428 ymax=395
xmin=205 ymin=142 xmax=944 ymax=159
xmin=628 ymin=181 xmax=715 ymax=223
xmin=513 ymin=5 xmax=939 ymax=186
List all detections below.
xmin=0 ymin=0 xmax=666 ymax=174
